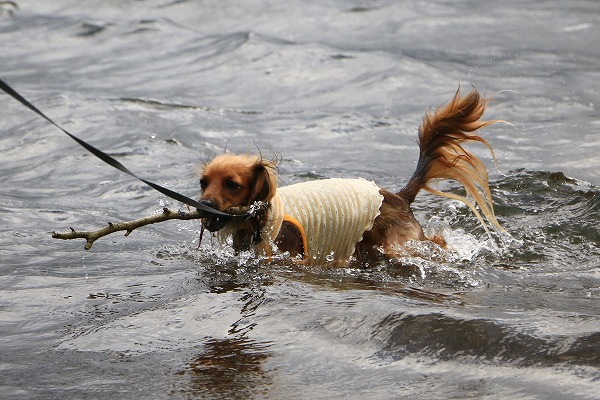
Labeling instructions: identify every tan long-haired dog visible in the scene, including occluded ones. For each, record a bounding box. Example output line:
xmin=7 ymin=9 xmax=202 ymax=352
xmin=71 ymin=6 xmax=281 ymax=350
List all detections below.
xmin=198 ymin=88 xmax=504 ymax=267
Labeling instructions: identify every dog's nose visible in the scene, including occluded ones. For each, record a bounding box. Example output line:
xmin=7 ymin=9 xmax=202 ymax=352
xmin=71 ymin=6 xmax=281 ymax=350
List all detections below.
xmin=199 ymin=199 xmax=216 ymax=209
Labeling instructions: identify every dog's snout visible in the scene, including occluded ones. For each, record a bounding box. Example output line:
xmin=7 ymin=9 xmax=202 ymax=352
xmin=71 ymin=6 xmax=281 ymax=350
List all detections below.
xmin=199 ymin=199 xmax=216 ymax=209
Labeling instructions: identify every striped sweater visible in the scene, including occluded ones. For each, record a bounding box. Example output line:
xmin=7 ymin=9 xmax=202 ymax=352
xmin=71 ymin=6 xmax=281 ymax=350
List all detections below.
xmin=263 ymin=178 xmax=384 ymax=267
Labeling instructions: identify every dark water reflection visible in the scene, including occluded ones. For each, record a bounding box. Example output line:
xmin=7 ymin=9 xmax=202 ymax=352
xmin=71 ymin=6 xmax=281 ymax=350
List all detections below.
xmin=182 ymin=338 xmax=273 ymax=399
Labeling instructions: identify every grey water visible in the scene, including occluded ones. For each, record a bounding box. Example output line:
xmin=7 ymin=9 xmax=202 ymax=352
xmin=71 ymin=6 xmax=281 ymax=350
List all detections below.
xmin=1 ymin=1 xmax=599 ymax=399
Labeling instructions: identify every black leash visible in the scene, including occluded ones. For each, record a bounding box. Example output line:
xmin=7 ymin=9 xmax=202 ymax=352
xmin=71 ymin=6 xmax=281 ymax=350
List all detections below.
xmin=0 ymin=77 xmax=238 ymax=219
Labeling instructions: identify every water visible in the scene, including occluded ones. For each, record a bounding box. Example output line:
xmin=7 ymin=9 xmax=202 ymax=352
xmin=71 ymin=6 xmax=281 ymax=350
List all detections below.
xmin=1 ymin=1 xmax=599 ymax=399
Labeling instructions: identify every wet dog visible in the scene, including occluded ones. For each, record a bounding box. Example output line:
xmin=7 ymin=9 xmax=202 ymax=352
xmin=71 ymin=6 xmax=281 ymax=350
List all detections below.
xmin=198 ymin=88 xmax=504 ymax=266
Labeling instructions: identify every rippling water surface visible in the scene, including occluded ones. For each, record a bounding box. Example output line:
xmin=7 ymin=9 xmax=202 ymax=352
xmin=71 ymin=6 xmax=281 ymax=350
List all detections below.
xmin=1 ymin=1 xmax=599 ymax=399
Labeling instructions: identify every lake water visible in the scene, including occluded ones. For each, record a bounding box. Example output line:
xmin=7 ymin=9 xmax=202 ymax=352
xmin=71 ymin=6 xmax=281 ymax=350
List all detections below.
xmin=1 ymin=1 xmax=599 ymax=399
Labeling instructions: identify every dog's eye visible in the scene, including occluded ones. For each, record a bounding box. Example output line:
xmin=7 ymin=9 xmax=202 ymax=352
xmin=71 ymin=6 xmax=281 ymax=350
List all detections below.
xmin=225 ymin=179 xmax=241 ymax=191
xmin=199 ymin=178 xmax=208 ymax=189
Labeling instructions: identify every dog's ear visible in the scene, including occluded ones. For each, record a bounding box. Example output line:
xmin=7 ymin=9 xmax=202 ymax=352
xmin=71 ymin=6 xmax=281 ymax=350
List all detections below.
xmin=248 ymin=161 xmax=277 ymax=204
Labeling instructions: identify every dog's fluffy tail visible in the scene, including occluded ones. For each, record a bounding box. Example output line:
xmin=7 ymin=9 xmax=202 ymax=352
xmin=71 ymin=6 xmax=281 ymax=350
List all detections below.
xmin=398 ymin=87 xmax=505 ymax=235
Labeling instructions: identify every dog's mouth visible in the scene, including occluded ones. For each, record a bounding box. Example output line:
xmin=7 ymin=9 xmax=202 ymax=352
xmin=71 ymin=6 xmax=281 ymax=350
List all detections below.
xmin=198 ymin=199 xmax=231 ymax=232
xmin=200 ymin=201 xmax=269 ymax=233
xmin=202 ymin=216 xmax=230 ymax=232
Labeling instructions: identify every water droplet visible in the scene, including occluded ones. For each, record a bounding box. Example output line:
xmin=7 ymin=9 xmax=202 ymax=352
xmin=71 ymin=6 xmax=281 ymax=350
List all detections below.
xmin=326 ymin=252 xmax=335 ymax=262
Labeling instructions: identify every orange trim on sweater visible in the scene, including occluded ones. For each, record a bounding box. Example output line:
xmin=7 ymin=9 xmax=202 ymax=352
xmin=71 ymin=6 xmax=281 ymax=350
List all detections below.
xmin=282 ymin=214 xmax=307 ymax=259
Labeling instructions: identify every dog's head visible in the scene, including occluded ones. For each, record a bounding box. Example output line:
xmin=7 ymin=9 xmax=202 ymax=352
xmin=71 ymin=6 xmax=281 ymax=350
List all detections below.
xmin=198 ymin=153 xmax=277 ymax=232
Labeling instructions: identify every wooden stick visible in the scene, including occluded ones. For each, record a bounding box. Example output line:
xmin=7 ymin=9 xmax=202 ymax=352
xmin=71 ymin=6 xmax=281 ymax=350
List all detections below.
xmin=52 ymin=208 xmax=203 ymax=250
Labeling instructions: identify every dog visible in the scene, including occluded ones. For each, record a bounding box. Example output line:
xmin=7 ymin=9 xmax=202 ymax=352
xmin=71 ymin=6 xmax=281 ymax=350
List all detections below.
xmin=198 ymin=87 xmax=504 ymax=267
